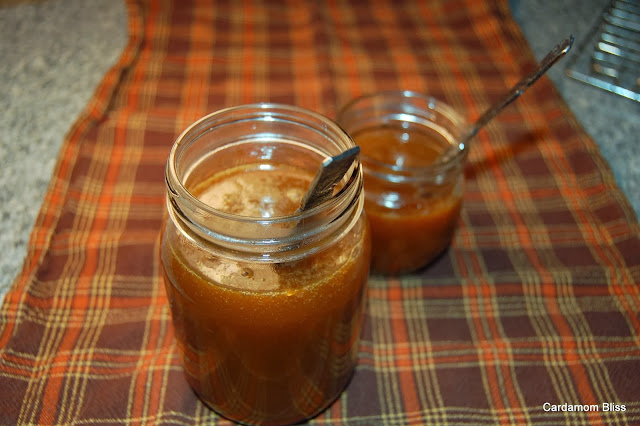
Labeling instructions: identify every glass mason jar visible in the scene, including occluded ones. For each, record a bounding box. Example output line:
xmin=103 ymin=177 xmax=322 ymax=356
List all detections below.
xmin=160 ymin=104 xmax=371 ymax=425
xmin=337 ymin=91 xmax=468 ymax=275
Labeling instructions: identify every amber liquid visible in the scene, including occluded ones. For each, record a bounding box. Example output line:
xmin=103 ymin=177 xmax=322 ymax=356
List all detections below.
xmin=354 ymin=125 xmax=462 ymax=274
xmin=161 ymin=163 xmax=370 ymax=425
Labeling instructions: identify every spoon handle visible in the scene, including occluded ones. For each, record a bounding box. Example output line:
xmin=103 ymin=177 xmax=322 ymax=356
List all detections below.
xmin=298 ymin=146 xmax=360 ymax=212
xmin=460 ymin=35 xmax=575 ymax=147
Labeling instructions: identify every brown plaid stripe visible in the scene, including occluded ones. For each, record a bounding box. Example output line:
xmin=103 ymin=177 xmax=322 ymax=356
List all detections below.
xmin=1 ymin=0 xmax=639 ymax=424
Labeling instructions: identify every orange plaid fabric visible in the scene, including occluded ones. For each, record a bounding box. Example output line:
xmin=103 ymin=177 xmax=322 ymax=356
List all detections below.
xmin=1 ymin=0 xmax=639 ymax=424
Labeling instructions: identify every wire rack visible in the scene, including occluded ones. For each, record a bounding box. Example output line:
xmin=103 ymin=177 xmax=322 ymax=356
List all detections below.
xmin=565 ymin=0 xmax=640 ymax=102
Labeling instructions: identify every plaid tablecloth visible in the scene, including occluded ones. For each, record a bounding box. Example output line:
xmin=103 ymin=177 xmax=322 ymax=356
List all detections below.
xmin=2 ymin=0 xmax=639 ymax=424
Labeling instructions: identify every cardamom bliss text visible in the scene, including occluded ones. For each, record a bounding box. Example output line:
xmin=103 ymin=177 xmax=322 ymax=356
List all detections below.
xmin=542 ymin=403 xmax=626 ymax=412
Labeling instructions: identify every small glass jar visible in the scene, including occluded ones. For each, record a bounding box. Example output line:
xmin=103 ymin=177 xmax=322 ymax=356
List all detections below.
xmin=337 ymin=91 xmax=468 ymax=275
xmin=160 ymin=104 xmax=371 ymax=425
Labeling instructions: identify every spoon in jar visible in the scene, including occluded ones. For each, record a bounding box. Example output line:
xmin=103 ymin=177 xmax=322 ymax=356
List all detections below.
xmin=298 ymin=146 xmax=360 ymax=212
xmin=437 ymin=34 xmax=575 ymax=164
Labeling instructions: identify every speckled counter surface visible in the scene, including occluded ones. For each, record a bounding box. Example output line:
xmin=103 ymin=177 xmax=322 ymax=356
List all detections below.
xmin=0 ymin=0 xmax=128 ymax=297
xmin=1 ymin=0 xmax=638 ymax=299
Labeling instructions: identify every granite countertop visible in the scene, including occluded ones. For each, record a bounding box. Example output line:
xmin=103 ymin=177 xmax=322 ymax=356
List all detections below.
xmin=0 ymin=0 xmax=128 ymax=297
xmin=1 ymin=0 xmax=638 ymax=299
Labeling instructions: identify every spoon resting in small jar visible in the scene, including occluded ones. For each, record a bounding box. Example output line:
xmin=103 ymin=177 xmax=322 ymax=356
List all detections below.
xmin=437 ymin=34 xmax=575 ymax=164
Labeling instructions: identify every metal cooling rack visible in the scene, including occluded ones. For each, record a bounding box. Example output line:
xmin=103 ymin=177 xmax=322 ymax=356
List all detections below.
xmin=565 ymin=0 xmax=640 ymax=102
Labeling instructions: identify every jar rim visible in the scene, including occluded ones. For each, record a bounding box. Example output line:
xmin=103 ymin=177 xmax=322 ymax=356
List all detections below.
xmin=337 ymin=90 xmax=470 ymax=178
xmin=165 ymin=103 xmax=364 ymax=259
xmin=167 ymin=102 xmax=360 ymax=224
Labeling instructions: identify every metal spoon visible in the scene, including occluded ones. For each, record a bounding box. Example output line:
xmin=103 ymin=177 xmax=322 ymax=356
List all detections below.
xmin=298 ymin=146 xmax=360 ymax=212
xmin=438 ymin=34 xmax=575 ymax=163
